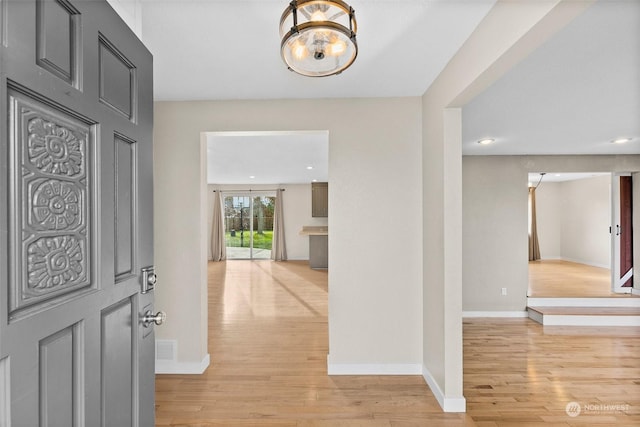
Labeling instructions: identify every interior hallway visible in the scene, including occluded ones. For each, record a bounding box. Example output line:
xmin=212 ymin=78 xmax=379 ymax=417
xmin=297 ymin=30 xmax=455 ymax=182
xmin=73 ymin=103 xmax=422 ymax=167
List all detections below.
xmin=155 ymin=261 xmax=640 ymax=426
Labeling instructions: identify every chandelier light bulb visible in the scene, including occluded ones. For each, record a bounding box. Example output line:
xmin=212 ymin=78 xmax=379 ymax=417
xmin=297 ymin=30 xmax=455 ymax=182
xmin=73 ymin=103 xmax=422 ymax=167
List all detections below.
xmin=329 ymin=40 xmax=346 ymax=56
xmin=292 ymin=41 xmax=308 ymax=60
xmin=310 ymin=9 xmax=327 ymax=21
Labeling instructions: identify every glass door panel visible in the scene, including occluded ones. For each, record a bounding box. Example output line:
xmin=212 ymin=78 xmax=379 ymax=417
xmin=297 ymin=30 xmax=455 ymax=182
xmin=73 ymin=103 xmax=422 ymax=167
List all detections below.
xmin=224 ymin=195 xmax=251 ymax=259
xmin=251 ymin=196 xmax=275 ymax=259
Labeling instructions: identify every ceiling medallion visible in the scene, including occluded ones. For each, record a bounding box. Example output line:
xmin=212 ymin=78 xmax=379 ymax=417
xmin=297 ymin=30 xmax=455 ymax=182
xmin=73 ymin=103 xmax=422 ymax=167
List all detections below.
xmin=280 ymin=0 xmax=358 ymax=77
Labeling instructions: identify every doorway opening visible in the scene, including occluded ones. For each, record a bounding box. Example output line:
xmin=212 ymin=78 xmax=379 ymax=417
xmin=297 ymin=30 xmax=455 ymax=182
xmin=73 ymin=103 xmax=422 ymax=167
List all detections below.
xmin=224 ymin=193 xmax=275 ymax=259
xmin=527 ymin=172 xmax=636 ymax=297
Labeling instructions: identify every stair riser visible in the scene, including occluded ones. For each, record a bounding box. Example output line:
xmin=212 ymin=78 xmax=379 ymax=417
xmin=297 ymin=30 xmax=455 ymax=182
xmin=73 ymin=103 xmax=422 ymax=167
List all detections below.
xmin=528 ymin=313 xmax=640 ymax=326
xmin=527 ymin=297 xmax=640 ymax=308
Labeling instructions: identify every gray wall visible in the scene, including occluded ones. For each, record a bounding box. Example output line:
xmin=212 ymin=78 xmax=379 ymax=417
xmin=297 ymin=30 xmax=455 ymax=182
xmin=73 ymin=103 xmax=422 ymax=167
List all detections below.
xmin=462 ymin=155 xmax=640 ymax=312
xmin=462 ymin=157 xmax=528 ymax=311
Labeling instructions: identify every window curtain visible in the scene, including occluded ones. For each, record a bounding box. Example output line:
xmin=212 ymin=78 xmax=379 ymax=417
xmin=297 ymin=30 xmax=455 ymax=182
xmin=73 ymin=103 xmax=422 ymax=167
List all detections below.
xmin=211 ymin=191 xmax=226 ymax=262
xmin=271 ymin=189 xmax=287 ymax=261
xmin=528 ymin=187 xmax=541 ymax=261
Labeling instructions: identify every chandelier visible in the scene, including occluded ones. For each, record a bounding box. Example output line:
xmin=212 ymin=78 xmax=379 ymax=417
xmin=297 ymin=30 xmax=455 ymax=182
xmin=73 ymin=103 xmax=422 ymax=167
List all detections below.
xmin=279 ymin=0 xmax=358 ymax=77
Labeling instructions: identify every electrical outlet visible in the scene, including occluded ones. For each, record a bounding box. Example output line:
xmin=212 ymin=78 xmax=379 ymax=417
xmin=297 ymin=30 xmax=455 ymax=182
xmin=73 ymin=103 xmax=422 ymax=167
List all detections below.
xmin=501 ymin=287 xmax=507 ymax=296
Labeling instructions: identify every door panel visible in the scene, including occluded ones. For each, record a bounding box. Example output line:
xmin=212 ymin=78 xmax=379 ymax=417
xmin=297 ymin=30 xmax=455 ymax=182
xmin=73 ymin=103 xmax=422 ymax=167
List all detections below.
xmin=39 ymin=324 xmax=80 ymax=427
xmin=0 ymin=1 xmax=155 ymax=426
xmin=8 ymin=86 xmax=96 ymax=319
xmin=114 ymin=133 xmax=136 ymax=281
xmin=36 ymin=0 xmax=80 ymax=85
xmin=101 ymin=298 xmax=134 ymax=427
xmin=98 ymin=34 xmax=136 ymax=121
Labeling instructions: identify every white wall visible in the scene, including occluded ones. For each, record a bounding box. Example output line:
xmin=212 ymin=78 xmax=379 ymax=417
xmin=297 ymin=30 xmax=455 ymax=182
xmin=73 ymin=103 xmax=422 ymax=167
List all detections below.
xmin=154 ymin=97 xmax=423 ymax=371
xmin=106 ymin=0 xmax=143 ymax=39
xmin=535 ymin=176 xmax=611 ymax=267
xmin=206 ymin=184 xmax=327 ymax=261
xmin=559 ymin=176 xmax=611 ymax=268
xmin=462 ymin=156 xmax=640 ymax=313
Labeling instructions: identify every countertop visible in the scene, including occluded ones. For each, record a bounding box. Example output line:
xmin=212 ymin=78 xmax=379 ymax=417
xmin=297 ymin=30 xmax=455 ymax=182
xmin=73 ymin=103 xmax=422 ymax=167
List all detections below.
xmin=299 ymin=226 xmax=328 ymax=236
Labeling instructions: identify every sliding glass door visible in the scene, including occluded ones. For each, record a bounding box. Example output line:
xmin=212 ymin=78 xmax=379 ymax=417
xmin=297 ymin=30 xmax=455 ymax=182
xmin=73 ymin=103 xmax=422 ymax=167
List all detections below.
xmin=224 ymin=194 xmax=275 ymax=259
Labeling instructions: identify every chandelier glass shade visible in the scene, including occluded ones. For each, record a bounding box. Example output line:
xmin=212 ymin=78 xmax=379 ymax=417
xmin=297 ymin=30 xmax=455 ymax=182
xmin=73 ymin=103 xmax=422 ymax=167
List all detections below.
xmin=280 ymin=0 xmax=358 ymax=77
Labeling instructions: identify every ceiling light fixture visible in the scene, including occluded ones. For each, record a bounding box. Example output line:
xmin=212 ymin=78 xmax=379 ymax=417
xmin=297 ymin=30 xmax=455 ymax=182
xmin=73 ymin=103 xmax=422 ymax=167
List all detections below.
xmin=612 ymin=137 xmax=632 ymax=144
xmin=280 ymin=0 xmax=358 ymax=77
xmin=306 ymin=166 xmax=314 ymax=170
xmin=477 ymin=138 xmax=495 ymax=145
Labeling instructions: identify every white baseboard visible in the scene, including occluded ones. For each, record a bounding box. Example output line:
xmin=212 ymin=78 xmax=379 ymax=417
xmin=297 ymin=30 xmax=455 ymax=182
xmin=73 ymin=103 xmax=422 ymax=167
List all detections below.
xmin=422 ymin=367 xmax=466 ymax=413
xmin=326 ymin=355 xmax=421 ymax=375
xmin=327 ymin=360 xmax=422 ymax=375
xmin=156 ymin=353 xmax=210 ymax=374
xmin=463 ymin=311 xmax=528 ymax=318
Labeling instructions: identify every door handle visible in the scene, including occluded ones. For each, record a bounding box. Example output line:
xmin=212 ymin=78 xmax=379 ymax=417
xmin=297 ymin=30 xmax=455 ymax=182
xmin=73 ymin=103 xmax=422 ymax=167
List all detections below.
xmin=142 ymin=310 xmax=166 ymax=327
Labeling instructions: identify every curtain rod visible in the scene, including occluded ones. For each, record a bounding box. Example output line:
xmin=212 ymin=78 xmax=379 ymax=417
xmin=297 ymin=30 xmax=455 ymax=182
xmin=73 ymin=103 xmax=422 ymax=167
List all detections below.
xmin=212 ymin=189 xmax=285 ymax=193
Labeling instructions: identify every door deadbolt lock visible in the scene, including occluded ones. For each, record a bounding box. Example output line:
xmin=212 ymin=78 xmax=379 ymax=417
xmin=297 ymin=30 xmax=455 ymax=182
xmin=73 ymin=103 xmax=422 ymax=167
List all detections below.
xmin=142 ymin=310 xmax=166 ymax=327
xmin=141 ymin=267 xmax=156 ymax=294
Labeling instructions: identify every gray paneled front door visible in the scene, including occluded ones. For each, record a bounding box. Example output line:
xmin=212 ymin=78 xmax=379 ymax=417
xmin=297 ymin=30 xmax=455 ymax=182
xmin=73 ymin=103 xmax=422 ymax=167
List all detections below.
xmin=0 ymin=1 xmax=156 ymax=426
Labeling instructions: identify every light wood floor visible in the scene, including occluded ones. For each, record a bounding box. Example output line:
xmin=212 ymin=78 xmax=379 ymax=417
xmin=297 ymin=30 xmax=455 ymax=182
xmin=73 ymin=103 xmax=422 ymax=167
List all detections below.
xmin=528 ymin=260 xmax=637 ymax=297
xmin=156 ymin=260 xmax=640 ymax=426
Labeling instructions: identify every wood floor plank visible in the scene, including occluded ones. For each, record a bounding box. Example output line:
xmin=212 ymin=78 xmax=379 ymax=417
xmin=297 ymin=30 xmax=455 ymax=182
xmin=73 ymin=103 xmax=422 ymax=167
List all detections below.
xmin=156 ymin=261 xmax=640 ymax=426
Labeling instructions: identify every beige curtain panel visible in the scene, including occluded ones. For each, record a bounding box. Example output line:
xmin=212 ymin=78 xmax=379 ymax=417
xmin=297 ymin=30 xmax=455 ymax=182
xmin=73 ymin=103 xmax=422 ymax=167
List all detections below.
xmin=528 ymin=187 xmax=541 ymax=261
xmin=211 ymin=191 xmax=226 ymax=262
xmin=271 ymin=189 xmax=287 ymax=261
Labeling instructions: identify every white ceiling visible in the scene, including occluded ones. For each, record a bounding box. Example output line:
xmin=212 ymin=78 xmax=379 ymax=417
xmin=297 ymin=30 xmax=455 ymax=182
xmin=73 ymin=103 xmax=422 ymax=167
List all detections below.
xmin=118 ymin=0 xmax=639 ymax=184
xmin=528 ymin=172 xmax=610 ymax=185
xmin=462 ymin=0 xmax=640 ymax=155
xmin=207 ymin=131 xmax=328 ymax=184
xmin=139 ymin=0 xmax=496 ymax=100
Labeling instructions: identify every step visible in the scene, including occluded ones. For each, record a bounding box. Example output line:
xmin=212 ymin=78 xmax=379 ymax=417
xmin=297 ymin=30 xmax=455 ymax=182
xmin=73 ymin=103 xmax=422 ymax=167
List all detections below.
xmin=527 ymin=296 xmax=640 ymax=308
xmin=527 ymin=306 xmax=640 ymax=326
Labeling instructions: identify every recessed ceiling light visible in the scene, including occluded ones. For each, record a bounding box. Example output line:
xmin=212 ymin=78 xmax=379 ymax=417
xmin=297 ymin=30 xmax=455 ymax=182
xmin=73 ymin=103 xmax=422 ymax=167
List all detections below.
xmin=312 ymin=179 xmax=318 ymax=182
xmin=477 ymin=138 xmax=495 ymax=145
xmin=249 ymin=175 xmax=255 ymax=179
xmin=306 ymin=166 xmax=314 ymax=170
xmin=612 ymin=137 xmax=632 ymax=144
